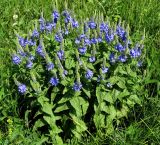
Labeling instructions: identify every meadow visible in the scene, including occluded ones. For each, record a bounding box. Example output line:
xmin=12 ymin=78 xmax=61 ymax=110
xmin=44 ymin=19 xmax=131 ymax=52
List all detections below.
xmin=0 ymin=0 xmax=160 ymax=144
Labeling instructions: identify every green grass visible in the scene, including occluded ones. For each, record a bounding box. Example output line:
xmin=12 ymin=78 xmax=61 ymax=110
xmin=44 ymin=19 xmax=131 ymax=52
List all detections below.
xmin=0 ymin=0 xmax=160 ymax=144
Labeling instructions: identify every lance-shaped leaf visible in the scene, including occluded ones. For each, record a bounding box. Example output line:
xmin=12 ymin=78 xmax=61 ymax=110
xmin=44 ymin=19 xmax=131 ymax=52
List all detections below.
xmin=70 ymin=114 xmax=87 ymax=139
xmin=42 ymin=102 xmax=54 ymax=116
xmin=33 ymin=118 xmax=45 ymax=131
xmin=70 ymin=96 xmax=89 ymax=117
xmin=93 ymin=113 xmax=105 ymax=129
xmin=65 ymin=58 xmax=75 ymax=69
xmin=54 ymin=103 xmax=69 ymax=113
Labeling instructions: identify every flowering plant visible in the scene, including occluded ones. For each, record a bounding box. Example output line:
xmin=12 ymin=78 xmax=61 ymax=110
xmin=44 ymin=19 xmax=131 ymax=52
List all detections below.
xmin=12 ymin=9 xmax=144 ymax=143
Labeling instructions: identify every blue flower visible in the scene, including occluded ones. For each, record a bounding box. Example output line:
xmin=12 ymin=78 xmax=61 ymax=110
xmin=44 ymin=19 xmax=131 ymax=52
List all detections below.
xmin=118 ymin=55 xmax=127 ymax=62
xmin=64 ymin=29 xmax=69 ymax=35
xmin=47 ymin=62 xmax=54 ymax=71
xmin=26 ymin=60 xmax=33 ymax=69
xmin=91 ymin=38 xmax=98 ymax=44
xmin=78 ymin=47 xmax=87 ymax=55
xmin=137 ymin=61 xmax=142 ymax=67
xmin=62 ymin=11 xmax=72 ymax=24
xmin=97 ymin=75 xmax=104 ymax=82
xmin=116 ymin=26 xmax=126 ymax=41
xmin=18 ymin=84 xmax=27 ymax=94
xmin=72 ymin=19 xmax=79 ymax=28
xmin=97 ymin=75 xmax=101 ymax=82
xmin=78 ymin=59 xmax=83 ymax=66
xmin=105 ymin=33 xmax=114 ymax=43
xmin=36 ymin=45 xmax=45 ymax=57
xmin=46 ymin=23 xmax=54 ymax=32
xmin=84 ymin=23 xmax=89 ymax=33
xmin=49 ymin=77 xmax=59 ymax=86
xmin=18 ymin=36 xmax=26 ymax=47
xmin=107 ymin=82 xmax=112 ymax=88
xmin=18 ymin=50 xmax=26 ymax=57
xmin=12 ymin=55 xmax=21 ymax=65
xmin=109 ymin=53 xmax=116 ymax=63
xmin=115 ymin=43 xmax=126 ymax=52
xmin=39 ymin=16 xmax=45 ymax=23
xmin=89 ymin=56 xmax=96 ymax=63
xmin=85 ymin=69 xmax=93 ymax=79
xmin=57 ymin=50 xmax=64 ymax=60
xmin=55 ymin=33 xmax=62 ymax=43
xmin=97 ymin=37 xmax=102 ymax=42
xmin=88 ymin=20 xmax=97 ymax=29
xmin=75 ymin=38 xmax=80 ymax=44
xmin=39 ymin=17 xmax=45 ymax=32
xmin=100 ymin=23 xmax=108 ymax=33
xmin=137 ymin=48 xmax=141 ymax=56
xmin=61 ymin=69 xmax=68 ymax=78
xmin=40 ymin=23 xmax=45 ymax=32
xmin=102 ymin=67 xmax=109 ymax=73
xmin=79 ymin=34 xmax=86 ymax=39
xmin=27 ymin=39 xmax=36 ymax=46
xmin=130 ymin=49 xmax=136 ymax=58
xmin=130 ymin=48 xmax=141 ymax=58
xmin=84 ymin=38 xmax=91 ymax=46
xmin=52 ymin=10 xmax=59 ymax=23
xmin=73 ymin=82 xmax=82 ymax=91
xmin=100 ymin=23 xmax=106 ymax=32
xmin=32 ymin=29 xmax=39 ymax=38
xmin=29 ymin=55 xmax=35 ymax=61
xmin=63 ymin=70 xmax=68 ymax=75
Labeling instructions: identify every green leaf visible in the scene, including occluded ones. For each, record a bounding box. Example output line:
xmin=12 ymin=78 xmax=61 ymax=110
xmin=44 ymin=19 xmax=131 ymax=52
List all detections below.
xmin=110 ymin=89 xmax=121 ymax=101
xmin=65 ymin=58 xmax=75 ymax=69
xmin=128 ymin=95 xmax=141 ymax=105
xmin=54 ymin=103 xmax=69 ymax=113
xmin=114 ymin=65 xmax=127 ymax=75
xmin=62 ymin=87 xmax=68 ymax=94
xmin=117 ymin=79 xmax=126 ymax=89
xmin=70 ymin=114 xmax=87 ymax=138
xmin=116 ymin=105 xmax=129 ymax=118
xmin=107 ymin=105 xmax=117 ymax=119
xmin=82 ymin=88 xmax=91 ymax=98
xmin=0 ymin=88 xmax=4 ymax=101
xmin=70 ymin=96 xmax=88 ymax=117
xmin=127 ymin=80 xmax=134 ymax=85
xmin=61 ymin=80 xmax=68 ymax=86
xmin=96 ymin=85 xmax=103 ymax=104
xmin=58 ymin=96 xmax=72 ymax=104
xmin=72 ymin=129 xmax=82 ymax=139
xmin=30 ymin=80 xmax=41 ymax=92
xmin=33 ymin=119 xmax=45 ymax=130
xmin=44 ymin=35 xmax=51 ymax=41
xmin=37 ymin=96 xmax=49 ymax=106
xmin=145 ymin=79 xmax=159 ymax=84
xmin=126 ymin=66 xmax=137 ymax=77
xmin=51 ymin=87 xmax=59 ymax=102
xmin=105 ymin=115 xmax=114 ymax=134
xmin=118 ymin=89 xmax=130 ymax=101
xmin=103 ymin=92 xmax=114 ymax=104
xmin=35 ymin=137 xmax=49 ymax=145
xmin=43 ymin=115 xmax=62 ymax=134
xmin=51 ymin=135 xmax=63 ymax=145
xmin=42 ymin=103 xmax=54 ymax=116
xmin=87 ymin=63 xmax=95 ymax=70
xmin=93 ymin=113 xmax=105 ymax=129
xmin=108 ymin=76 xmax=120 ymax=84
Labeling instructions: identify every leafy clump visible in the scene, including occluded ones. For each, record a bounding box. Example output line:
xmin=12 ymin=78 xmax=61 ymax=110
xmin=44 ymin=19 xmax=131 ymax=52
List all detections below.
xmin=11 ymin=9 xmax=144 ymax=144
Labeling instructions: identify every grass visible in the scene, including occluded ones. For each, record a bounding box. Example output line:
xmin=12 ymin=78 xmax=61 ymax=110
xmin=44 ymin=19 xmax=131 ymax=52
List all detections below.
xmin=0 ymin=0 xmax=160 ymax=144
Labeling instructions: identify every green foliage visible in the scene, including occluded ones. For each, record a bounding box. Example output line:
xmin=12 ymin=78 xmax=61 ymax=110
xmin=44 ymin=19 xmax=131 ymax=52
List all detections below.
xmin=9 ymin=5 xmax=146 ymax=144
